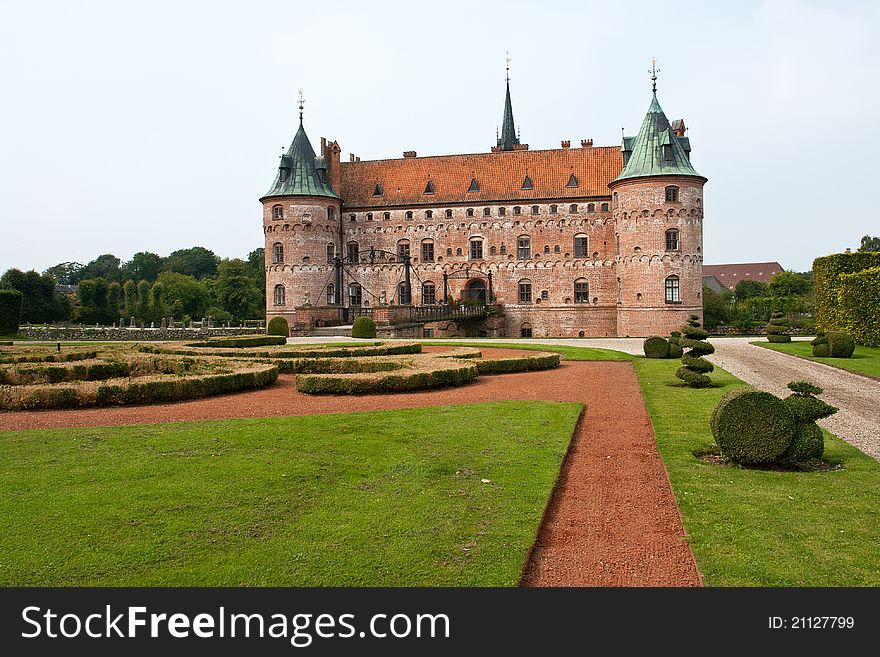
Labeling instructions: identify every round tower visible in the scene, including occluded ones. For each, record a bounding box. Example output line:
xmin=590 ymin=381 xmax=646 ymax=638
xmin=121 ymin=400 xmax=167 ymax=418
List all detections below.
xmin=609 ymin=89 xmax=707 ymax=337
xmin=259 ymin=106 xmax=341 ymax=334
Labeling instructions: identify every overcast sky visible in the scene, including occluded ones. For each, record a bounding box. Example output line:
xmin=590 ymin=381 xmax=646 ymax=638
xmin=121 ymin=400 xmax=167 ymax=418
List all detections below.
xmin=1 ymin=0 xmax=877 ymax=274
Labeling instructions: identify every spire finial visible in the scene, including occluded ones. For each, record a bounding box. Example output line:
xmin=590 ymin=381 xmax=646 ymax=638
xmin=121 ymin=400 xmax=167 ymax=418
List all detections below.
xmin=298 ymin=89 xmax=306 ymax=124
xmin=649 ymin=58 xmax=659 ymax=94
xmin=505 ymin=51 xmax=511 ymax=83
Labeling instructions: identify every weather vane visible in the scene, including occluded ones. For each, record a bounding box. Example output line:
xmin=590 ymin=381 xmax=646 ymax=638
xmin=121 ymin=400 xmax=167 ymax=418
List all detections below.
xmin=298 ymin=89 xmax=306 ymax=123
xmin=650 ymin=58 xmax=659 ymax=93
xmin=505 ymin=51 xmax=511 ymax=82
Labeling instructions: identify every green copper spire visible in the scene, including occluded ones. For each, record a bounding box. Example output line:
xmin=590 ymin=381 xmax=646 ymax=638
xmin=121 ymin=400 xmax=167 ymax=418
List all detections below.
xmin=613 ymin=91 xmax=704 ymax=183
xmin=497 ymin=54 xmax=520 ymax=151
xmin=262 ymin=95 xmax=339 ymax=200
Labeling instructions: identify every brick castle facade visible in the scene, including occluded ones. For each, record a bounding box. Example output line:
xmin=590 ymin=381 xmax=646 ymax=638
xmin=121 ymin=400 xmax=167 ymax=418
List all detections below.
xmin=260 ymin=75 xmax=706 ymax=337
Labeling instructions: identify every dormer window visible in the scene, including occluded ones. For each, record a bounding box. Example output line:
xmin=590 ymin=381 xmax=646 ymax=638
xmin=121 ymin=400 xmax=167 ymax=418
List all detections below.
xmin=663 ymin=144 xmax=674 ymax=162
xmin=372 ymin=182 xmax=384 ymax=197
xmin=279 ymin=168 xmax=289 ymax=183
xmin=566 ymin=173 xmax=578 ymax=188
xmin=468 ymin=177 xmax=480 ymax=192
xmin=424 ymin=180 xmax=435 ymax=194
xmin=521 ymin=175 xmax=533 ymax=190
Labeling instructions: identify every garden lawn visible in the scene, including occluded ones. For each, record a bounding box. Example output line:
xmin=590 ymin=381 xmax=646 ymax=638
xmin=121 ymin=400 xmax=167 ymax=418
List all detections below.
xmin=0 ymin=400 xmax=580 ymax=586
xmin=634 ymin=357 xmax=880 ymax=586
xmin=755 ymin=340 xmax=880 ymax=380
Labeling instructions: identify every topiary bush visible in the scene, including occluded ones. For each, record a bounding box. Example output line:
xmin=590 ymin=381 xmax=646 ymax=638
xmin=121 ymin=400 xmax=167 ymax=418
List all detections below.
xmin=675 ymin=315 xmax=715 ymax=387
xmin=811 ymin=334 xmax=829 ymax=357
xmin=780 ymin=381 xmax=838 ymax=463
xmin=643 ymin=336 xmax=670 ymax=359
xmin=782 ymin=423 xmax=825 ymax=463
xmin=0 ymin=289 xmax=23 ymax=336
xmin=267 ymin=316 xmax=289 ymax=337
xmin=351 ymin=316 xmax=377 ymax=339
xmin=838 ymin=266 xmax=880 ymax=347
xmin=811 ymin=331 xmax=854 ymax=358
xmin=667 ymin=332 xmax=684 ymax=358
xmin=709 ymin=387 xmax=796 ymax=464
xmin=766 ymin=310 xmax=791 ymax=343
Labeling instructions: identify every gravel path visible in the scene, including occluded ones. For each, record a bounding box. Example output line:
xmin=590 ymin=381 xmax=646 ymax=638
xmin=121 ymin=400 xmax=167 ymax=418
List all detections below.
xmin=703 ymin=337 xmax=880 ymax=461
xmin=0 ymin=347 xmax=701 ymax=587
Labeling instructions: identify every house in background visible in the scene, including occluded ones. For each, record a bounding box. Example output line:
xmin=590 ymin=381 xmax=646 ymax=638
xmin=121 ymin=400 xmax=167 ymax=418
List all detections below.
xmin=702 ymin=262 xmax=783 ymax=292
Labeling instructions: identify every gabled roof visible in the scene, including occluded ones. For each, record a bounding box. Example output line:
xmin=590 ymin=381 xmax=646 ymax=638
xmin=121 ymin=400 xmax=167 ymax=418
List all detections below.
xmin=262 ymin=121 xmax=339 ymax=200
xmin=702 ymin=262 xmax=784 ymax=290
xmin=338 ymin=146 xmax=623 ymax=208
xmin=613 ymin=93 xmax=704 ymax=184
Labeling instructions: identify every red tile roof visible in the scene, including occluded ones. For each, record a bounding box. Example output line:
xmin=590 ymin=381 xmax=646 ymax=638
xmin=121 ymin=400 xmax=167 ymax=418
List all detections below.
xmin=338 ymin=146 xmax=623 ymax=208
xmin=702 ymin=262 xmax=784 ymax=290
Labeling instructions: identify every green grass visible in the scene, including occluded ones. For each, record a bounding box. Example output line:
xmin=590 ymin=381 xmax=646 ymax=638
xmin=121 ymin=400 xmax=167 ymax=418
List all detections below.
xmin=0 ymin=401 xmax=581 ymax=586
xmin=438 ymin=341 xmax=880 ymax=586
xmin=420 ymin=341 xmax=632 ymax=361
xmin=755 ymin=340 xmax=880 ymax=380
xmin=634 ymin=357 xmax=880 ymax=586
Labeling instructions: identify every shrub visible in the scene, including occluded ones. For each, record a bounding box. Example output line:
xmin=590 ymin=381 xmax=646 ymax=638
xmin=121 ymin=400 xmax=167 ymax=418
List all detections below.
xmin=812 ymin=331 xmax=855 ymax=358
xmin=0 ymin=289 xmax=23 ymax=335
xmin=351 ymin=316 xmax=377 ymax=339
xmin=779 ymin=380 xmax=837 ymax=463
xmin=474 ymin=353 xmax=560 ymax=375
xmin=267 ymin=316 xmax=290 ymax=337
xmin=766 ymin=310 xmax=791 ymax=343
xmin=781 ymin=423 xmax=825 ymax=462
xmin=675 ymin=315 xmax=715 ymax=387
xmin=296 ymin=358 xmax=477 ymax=395
xmin=811 ymin=334 xmax=829 ymax=357
xmin=189 ymin=335 xmax=287 ymax=348
xmin=0 ymin=341 xmax=12 ymax=346
xmin=709 ymin=387 xmax=796 ymax=464
xmin=813 ymin=252 xmax=880 ymax=333
xmin=643 ymin=336 xmax=670 ymax=359
xmin=667 ymin=332 xmax=684 ymax=358
xmin=838 ymin=266 xmax=880 ymax=347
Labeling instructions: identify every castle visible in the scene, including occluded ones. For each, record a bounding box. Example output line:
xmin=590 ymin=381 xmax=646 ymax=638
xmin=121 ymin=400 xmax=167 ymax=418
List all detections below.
xmin=260 ymin=70 xmax=706 ymax=338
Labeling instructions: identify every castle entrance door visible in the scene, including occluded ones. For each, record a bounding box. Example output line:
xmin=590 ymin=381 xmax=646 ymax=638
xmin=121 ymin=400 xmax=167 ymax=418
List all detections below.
xmin=462 ymin=279 xmax=486 ymax=304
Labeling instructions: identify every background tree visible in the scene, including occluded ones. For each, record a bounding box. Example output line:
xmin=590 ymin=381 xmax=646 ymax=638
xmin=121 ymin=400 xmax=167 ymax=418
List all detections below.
xmin=858 ymin=235 xmax=880 ymax=252
xmin=247 ymin=247 xmax=266 ymax=309
xmin=122 ymin=280 xmax=137 ymax=319
xmin=0 ymin=268 xmax=68 ymax=323
xmin=155 ymin=271 xmax=210 ymax=319
xmin=43 ymin=262 xmax=83 ymax=285
xmin=212 ymin=259 xmax=261 ymax=321
xmin=163 ymin=247 xmax=218 ymax=279
xmin=78 ymin=254 xmax=122 ymax=283
xmin=702 ymin=285 xmax=732 ymax=330
xmin=136 ymin=280 xmax=151 ymax=322
xmin=121 ymin=251 xmax=162 ymax=282
xmin=76 ymin=278 xmax=113 ymax=324
xmin=768 ymin=270 xmax=811 ymax=297
xmin=734 ymin=279 xmax=768 ymax=299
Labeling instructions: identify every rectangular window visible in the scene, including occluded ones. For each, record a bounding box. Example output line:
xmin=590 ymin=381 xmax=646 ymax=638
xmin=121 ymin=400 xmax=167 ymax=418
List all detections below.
xmin=665 ymin=186 xmax=679 ymax=202
xmin=347 ymin=242 xmax=359 ymax=262
xmin=349 ymin=285 xmax=362 ymax=306
xmin=666 ymin=231 xmax=680 ymax=251
xmin=469 ymin=240 xmax=483 ymax=260
xmin=665 ymin=277 xmax=680 ymax=303
xmin=422 ymin=284 xmax=436 ymax=305
xmin=517 ymin=238 xmax=531 ymax=260
xmin=326 ymin=285 xmax=334 ymax=305
xmin=520 ymin=326 xmax=533 ymax=337
xmin=518 ymin=283 xmax=532 ymax=304
xmin=397 ymin=242 xmax=410 ymax=259
xmin=574 ymin=236 xmax=588 ymax=258
xmin=574 ymin=281 xmax=590 ymax=304
xmin=421 ymin=242 xmax=434 ymax=261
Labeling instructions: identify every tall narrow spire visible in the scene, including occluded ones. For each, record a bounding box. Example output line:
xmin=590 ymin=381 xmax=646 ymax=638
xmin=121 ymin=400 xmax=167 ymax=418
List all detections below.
xmin=497 ymin=52 xmax=520 ymax=151
xmin=298 ymin=89 xmax=305 ymax=125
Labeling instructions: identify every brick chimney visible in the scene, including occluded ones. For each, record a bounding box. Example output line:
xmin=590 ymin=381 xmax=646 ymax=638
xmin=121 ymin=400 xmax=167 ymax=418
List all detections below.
xmin=580 ymin=139 xmax=593 ymax=148
xmin=322 ymin=138 xmax=341 ymax=194
xmin=561 ymin=140 xmax=570 ymax=149
xmin=403 ymin=151 xmax=417 ymax=158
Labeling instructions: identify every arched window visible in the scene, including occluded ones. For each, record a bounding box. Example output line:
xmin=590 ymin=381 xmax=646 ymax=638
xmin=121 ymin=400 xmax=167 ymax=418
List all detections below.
xmin=600 ymin=202 xmax=609 ymax=212
xmin=513 ymin=206 xmax=522 ymax=216
xmin=573 ymin=234 xmax=589 ymax=258
xmin=586 ymin=203 xmax=594 ymax=213
xmin=665 ymin=229 xmax=680 ymax=251
xmin=446 ymin=247 xmax=453 ymax=256
xmin=445 ymin=209 xmax=453 ymax=218
xmin=326 ymin=284 xmax=335 ymax=305
xmin=397 ymin=240 xmax=411 ymax=259
xmin=498 ymin=207 xmax=507 ymax=216
xmin=612 ymin=192 xmax=618 ymax=208
xmin=531 ymin=205 xmax=539 ymax=215
xmin=422 ymin=281 xmax=436 ymax=305
xmin=466 ymin=208 xmax=475 ymax=217
xmin=383 ymin=212 xmax=391 ymax=220
xmin=544 ymin=245 xmax=550 ymax=254
xmin=554 ymin=244 xmax=561 ymax=253
xmin=327 ymin=207 xmax=335 ymax=221
xmin=549 ymin=204 xmax=558 ymax=214
xmin=426 ymin=210 xmax=433 ymax=219
xmin=405 ymin=211 xmax=414 ymax=221
xmin=349 ymin=283 xmax=362 ymax=306
xmin=273 ymin=284 xmax=285 ymax=306
xmin=272 ymin=205 xmax=283 ymax=219
xmin=518 ymin=279 xmax=532 ymax=304
xmin=483 ymin=207 xmax=491 ymax=216
xmin=347 ymin=241 xmax=359 ymax=262
xmin=520 ymin=322 xmax=533 ymax=337
xmin=366 ymin=212 xmax=373 ymax=221
xmin=665 ymin=186 xmax=680 ymax=203
xmin=349 ymin=213 xmax=356 ymax=222
xmin=456 ymin=247 xmax=463 ymax=256
xmin=665 ymin=275 xmax=681 ymax=303
xmin=327 ymin=243 xmax=335 ymax=263
xmin=469 ymin=238 xmax=483 ymax=260
xmin=272 ymin=242 xmax=284 ymax=264
xmin=517 ymin=236 xmax=531 ymax=260
xmin=574 ymin=278 xmax=589 ymax=304
xmin=570 ymin=204 xmax=579 ymax=214
xmin=397 ymin=282 xmax=409 ymax=305
xmin=490 ymin=245 xmax=497 ymax=256
xmin=500 ymin=244 xmax=507 ymax=255
xmin=421 ymin=240 xmax=434 ymax=262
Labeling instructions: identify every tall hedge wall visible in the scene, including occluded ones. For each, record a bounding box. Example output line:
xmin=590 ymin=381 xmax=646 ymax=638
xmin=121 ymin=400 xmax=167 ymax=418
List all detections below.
xmin=838 ymin=266 xmax=880 ymax=347
xmin=0 ymin=289 xmax=23 ymax=335
xmin=813 ymin=252 xmax=880 ymax=333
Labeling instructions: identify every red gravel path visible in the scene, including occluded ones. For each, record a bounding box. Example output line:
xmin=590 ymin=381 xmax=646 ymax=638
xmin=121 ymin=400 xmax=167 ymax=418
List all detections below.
xmin=0 ymin=347 xmax=701 ymax=587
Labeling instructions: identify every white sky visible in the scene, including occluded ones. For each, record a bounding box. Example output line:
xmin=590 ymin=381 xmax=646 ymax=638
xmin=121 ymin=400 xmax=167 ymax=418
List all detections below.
xmin=1 ymin=0 xmax=877 ymax=273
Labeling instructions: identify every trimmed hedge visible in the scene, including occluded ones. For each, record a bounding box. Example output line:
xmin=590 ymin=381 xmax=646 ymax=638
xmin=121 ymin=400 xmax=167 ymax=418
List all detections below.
xmin=838 ymin=266 xmax=880 ymax=347
xmin=643 ymin=336 xmax=671 ymax=359
xmin=813 ymin=252 xmax=880 ymax=333
xmin=676 ymin=315 xmax=715 ymax=387
xmin=0 ymin=289 xmax=23 ymax=335
xmin=144 ymin=342 xmax=422 ymax=360
xmin=766 ymin=310 xmax=791 ymax=343
xmin=0 ymin=359 xmax=130 ymax=385
xmin=267 ymin=316 xmax=290 ymax=337
xmin=475 ymin=353 xmax=560 ymax=375
xmin=277 ymin=357 xmax=407 ymax=375
xmin=189 ymin=335 xmax=287 ymax=348
xmin=0 ymin=349 xmax=99 ymax=365
xmin=811 ymin=331 xmax=855 ymax=358
xmin=296 ymin=359 xmax=477 ymax=395
xmin=351 ymin=316 xmax=377 ymax=339
xmin=0 ymin=341 xmax=12 ymax=346
xmin=709 ymin=387 xmax=796 ymax=464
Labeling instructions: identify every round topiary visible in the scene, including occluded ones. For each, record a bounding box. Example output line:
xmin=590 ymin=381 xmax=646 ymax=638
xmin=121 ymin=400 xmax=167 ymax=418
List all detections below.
xmin=643 ymin=336 xmax=670 ymax=359
xmin=675 ymin=315 xmax=715 ymax=387
xmin=351 ymin=316 xmax=377 ymax=339
xmin=709 ymin=387 xmax=797 ymax=464
xmin=766 ymin=310 xmax=791 ymax=343
xmin=811 ymin=334 xmax=830 ymax=357
xmin=267 ymin=316 xmax=289 ymax=337
xmin=781 ymin=422 xmax=824 ymax=462
xmin=826 ymin=331 xmax=855 ymax=358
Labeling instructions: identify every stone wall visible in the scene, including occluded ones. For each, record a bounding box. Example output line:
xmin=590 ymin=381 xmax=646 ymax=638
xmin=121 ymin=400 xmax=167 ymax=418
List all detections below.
xmin=19 ymin=326 xmax=266 ymax=341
